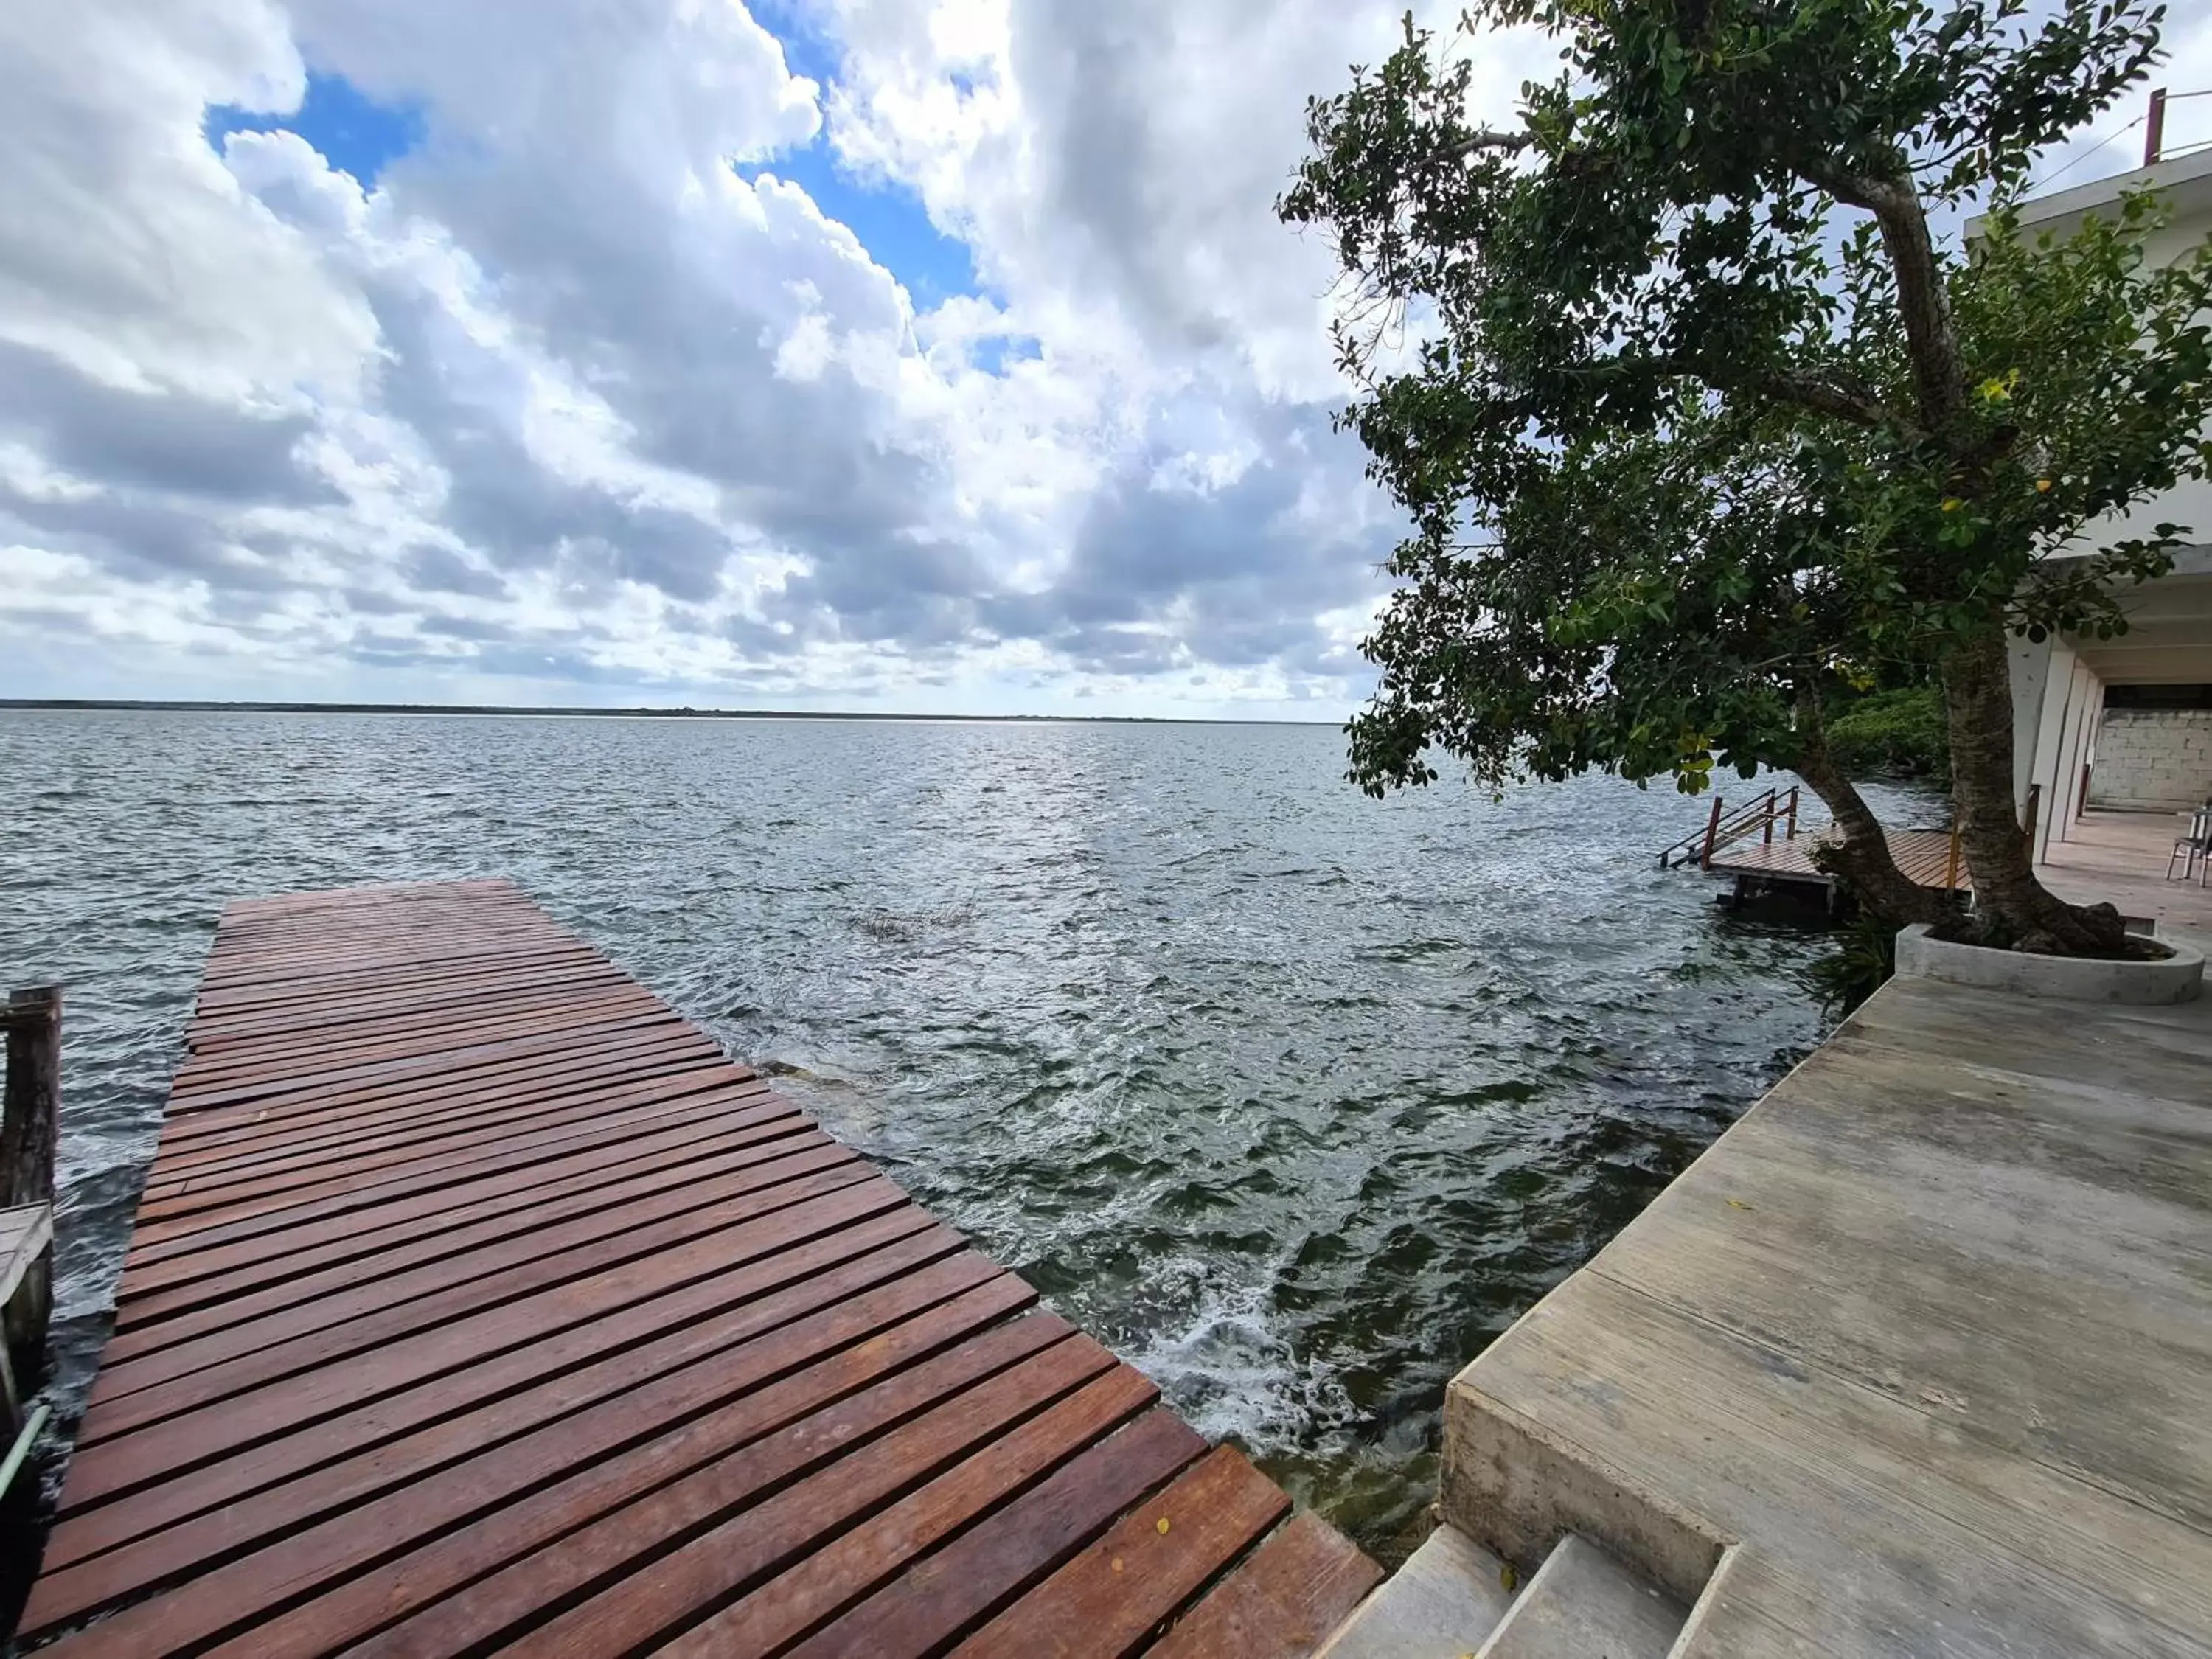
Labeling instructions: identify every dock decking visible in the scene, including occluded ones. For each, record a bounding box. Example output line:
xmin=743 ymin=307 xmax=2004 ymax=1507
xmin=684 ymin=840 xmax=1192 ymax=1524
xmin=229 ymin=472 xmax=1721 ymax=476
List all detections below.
xmin=23 ymin=879 xmax=1378 ymax=1657
xmin=1704 ymin=825 xmax=1968 ymax=894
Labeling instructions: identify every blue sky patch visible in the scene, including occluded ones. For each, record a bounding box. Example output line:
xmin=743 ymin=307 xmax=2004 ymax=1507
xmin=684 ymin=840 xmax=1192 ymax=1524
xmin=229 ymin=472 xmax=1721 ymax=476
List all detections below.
xmin=753 ymin=0 xmax=841 ymax=87
xmin=972 ymin=335 xmax=1041 ymax=375
xmin=738 ymin=151 xmax=981 ymax=311
xmin=205 ymin=72 xmax=425 ymax=187
xmin=743 ymin=3 xmax=984 ymax=313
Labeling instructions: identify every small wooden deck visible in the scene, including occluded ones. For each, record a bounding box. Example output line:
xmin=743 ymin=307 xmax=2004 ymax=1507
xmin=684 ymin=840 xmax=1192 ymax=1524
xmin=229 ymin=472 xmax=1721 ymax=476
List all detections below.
xmin=23 ymin=879 xmax=1378 ymax=1656
xmin=0 ymin=1207 xmax=51 ymax=1310
xmin=1705 ymin=827 xmax=1969 ymax=894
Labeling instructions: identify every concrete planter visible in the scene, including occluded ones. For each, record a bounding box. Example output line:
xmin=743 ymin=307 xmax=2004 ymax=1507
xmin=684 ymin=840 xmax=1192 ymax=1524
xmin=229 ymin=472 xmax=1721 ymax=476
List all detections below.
xmin=1895 ymin=922 xmax=2204 ymax=1004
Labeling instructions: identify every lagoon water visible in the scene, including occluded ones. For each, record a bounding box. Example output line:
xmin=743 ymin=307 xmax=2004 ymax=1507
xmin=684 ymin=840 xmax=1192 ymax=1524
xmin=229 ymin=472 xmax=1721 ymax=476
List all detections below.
xmin=0 ymin=709 xmax=1911 ymax=1557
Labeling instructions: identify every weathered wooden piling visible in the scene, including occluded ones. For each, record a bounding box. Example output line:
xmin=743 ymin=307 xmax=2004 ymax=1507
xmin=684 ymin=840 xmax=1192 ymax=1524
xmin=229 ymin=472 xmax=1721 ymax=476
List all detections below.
xmin=0 ymin=987 xmax=58 ymax=1439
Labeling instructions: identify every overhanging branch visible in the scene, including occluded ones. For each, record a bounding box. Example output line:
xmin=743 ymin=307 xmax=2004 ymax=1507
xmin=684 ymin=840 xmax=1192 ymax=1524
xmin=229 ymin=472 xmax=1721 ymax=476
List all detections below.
xmin=1440 ymin=129 xmax=1535 ymax=161
xmin=1761 ymin=369 xmax=1917 ymax=435
xmin=1801 ymin=159 xmax=1969 ymax=441
xmin=1632 ymin=353 xmax=1918 ymax=437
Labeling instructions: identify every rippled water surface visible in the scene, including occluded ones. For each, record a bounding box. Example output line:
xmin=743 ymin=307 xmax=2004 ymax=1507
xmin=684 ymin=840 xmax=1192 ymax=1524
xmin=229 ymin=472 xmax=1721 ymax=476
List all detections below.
xmin=0 ymin=709 xmax=1897 ymax=1558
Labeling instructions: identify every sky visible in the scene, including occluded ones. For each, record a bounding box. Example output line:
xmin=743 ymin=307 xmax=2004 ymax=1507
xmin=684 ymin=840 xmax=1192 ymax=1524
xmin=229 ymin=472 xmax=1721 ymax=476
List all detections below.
xmin=2 ymin=1 xmax=2209 ymax=717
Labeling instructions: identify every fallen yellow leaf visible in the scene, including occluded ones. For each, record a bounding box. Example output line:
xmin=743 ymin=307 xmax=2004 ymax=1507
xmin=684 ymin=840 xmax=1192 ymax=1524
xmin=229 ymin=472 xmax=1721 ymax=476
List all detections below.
xmin=1726 ymin=1198 xmax=1755 ymax=1211
xmin=1156 ymin=1517 xmax=1172 ymax=1534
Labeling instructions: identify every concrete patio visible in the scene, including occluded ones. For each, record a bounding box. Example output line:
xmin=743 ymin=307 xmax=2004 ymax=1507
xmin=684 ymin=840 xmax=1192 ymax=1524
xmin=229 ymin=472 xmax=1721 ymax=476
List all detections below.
xmin=1436 ymin=967 xmax=2212 ymax=1656
xmin=2039 ymin=806 xmax=2212 ymax=950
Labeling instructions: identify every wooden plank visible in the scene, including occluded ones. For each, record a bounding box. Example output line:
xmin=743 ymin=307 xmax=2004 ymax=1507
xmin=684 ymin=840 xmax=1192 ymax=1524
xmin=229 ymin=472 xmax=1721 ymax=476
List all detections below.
xmin=111 ymin=1106 xmax=801 ymax=1309
xmin=32 ymin=1276 xmax=1039 ymax=1654
xmin=139 ymin=1054 xmax=740 ymax=1203
xmin=168 ymin=987 xmax=668 ymax=1089
xmin=178 ymin=975 xmax=661 ymax=1060
xmin=104 ymin=1139 xmax=858 ymax=1361
xmin=88 ymin=1157 xmax=879 ymax=1403
xmin=111 ymin=1121 xmax=837 ymax=1327
xmin=145 ymin=1026 xmax=721 ymax=1166
xmin=200 ymin=928 xmax=567 ymax=978
xmin=119 ymin=1084 xmax=793 ymax=1259
xmin=947 ymin=1444 xmax=1293 ymax=1658
xmin=147 ymin=1023 xmax=716 ymax=1149
xmin=784 ymin=1408 xmax=1209 ymax=1659
xmin=189 ymin=942 xmax=603 ymax=1009
xmin=192 ymin=1278 xmax=1041 ymax=1659
xmin=658 ymin=1362 xmax=1164 ymax=1656
xmin=138 ymin=1082 xmax=790 ymax=1237
xmin=1148 ymin=1512 xmax=1384 ymax=1659
xmin=1705 ymin=826 xmax=1969 ymax=891
xmin=157 ymin=1009 xmax=681 ymax=1115
xmin=134 ymin=1066 xmax=770 ymax=1222
xmin=27 ymin=879 xmax=1363 ymax=1659
xmin=195 ymin=925 xmax=560 ymax=976
xmin=329 ymin=1321 xmax=1096 ymax=1659
xmin=187 ymin=962 xmax=633 ymax=1043
xmin=145 ymin=1026 xmax=720 ymax=1161
xmin=194 ymin=929 xmax=588 ymax=984
xmin=0 ymin=1205 xmax=52 ymax=1307
xmin=487 ymin=1329 xmax=1119 ymax=1658
xmin=33 ymin=1234 xmax=995 ymax=1599
xmin=64 ymin=1178 xmax=922 ymax=1479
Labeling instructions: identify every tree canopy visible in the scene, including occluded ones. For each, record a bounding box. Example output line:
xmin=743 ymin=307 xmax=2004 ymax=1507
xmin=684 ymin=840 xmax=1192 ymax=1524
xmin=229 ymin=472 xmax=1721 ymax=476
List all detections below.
xmin=1282 ymin=0 xmax=2212 ymax=950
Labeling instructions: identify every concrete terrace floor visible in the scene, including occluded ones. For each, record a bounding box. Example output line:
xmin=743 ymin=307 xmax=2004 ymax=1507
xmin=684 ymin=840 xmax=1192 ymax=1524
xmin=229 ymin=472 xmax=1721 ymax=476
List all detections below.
xmin=2039 ymin=806 xmax=2212 ymax=950
xmin=1444 ymin=955 xmax=2212 ymax=1652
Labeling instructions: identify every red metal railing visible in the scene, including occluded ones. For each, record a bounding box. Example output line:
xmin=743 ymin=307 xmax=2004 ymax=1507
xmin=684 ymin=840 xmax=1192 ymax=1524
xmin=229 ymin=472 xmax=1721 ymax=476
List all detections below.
xmin=1656 ymin=786 xmax=1801 ymax=869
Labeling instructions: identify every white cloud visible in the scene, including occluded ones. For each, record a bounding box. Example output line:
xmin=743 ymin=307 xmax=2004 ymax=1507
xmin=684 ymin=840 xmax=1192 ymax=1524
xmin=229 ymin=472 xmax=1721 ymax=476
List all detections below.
xmin=0 ymin=0 xmax=1556 ymax=713
xmin=0 ymin=0 xmax=376 ymax=403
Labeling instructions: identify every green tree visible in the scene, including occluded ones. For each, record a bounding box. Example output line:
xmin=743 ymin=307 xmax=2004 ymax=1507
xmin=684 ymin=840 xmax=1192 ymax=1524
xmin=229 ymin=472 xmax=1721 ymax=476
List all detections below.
xmin=1826 ymin=684 xmax=1950 ymax=779
xmin=1281 ymin=0 xmax=2212 ymax=952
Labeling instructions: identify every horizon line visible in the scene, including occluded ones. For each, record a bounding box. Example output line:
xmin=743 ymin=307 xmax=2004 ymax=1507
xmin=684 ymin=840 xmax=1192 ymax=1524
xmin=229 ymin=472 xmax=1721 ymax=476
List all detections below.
xmin=0 ymin=698 xmax=1343 ymax=727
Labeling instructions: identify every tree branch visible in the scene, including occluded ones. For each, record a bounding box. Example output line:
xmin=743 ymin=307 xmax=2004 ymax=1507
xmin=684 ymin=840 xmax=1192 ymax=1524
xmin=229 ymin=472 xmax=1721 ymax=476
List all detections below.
xmin=1761 ymin=369 xmax=1917 ymax=435
xmin=1440 ymin=129 xmax=1534 ymax=161
xmin=1631 ymin=352 xmax=1919 ymax=437
xmin=1802 ymin=161 xmax=1969 ymax=442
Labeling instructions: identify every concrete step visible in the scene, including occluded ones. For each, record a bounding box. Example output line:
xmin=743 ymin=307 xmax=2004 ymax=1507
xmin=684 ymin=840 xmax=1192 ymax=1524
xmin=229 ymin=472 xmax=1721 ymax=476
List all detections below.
xmin=1474 ymin=1532 xmax=1686 ymax=1659
xmin=1315 ymin=1521 xmax=1516 ymax=1659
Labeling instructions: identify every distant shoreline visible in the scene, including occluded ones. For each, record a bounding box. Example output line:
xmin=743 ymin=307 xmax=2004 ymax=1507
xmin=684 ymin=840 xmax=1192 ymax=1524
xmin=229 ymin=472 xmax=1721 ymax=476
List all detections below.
xmin=0 ymin=698 xmax=1336 ymax=727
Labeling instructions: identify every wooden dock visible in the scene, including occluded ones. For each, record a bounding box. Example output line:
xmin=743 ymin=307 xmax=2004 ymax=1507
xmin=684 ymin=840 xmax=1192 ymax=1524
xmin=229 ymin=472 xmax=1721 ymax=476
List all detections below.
xmin=1658 ymin=787 xmax=1970 ymax=902
xmin=22 ymin=879 xmax=1379 ymax=1656
xmin=1705 ymin=827 xmax=1969 ymax=897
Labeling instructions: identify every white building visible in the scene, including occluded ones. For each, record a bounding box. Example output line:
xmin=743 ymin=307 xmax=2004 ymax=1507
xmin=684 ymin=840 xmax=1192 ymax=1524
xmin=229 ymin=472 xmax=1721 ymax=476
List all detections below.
xmin=1997 ymin=143 xmax=2212 ymax=857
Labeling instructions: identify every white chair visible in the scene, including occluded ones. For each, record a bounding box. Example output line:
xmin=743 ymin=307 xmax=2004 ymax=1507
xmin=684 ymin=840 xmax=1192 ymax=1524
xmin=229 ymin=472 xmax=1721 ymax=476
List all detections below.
xmin=2169 ymin=804 xmax=2212 ymax=885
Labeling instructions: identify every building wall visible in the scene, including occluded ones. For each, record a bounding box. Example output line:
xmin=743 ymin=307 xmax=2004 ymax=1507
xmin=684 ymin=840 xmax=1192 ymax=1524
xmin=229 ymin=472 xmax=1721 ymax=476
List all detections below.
xmin=2003 ymin=156 xmax=2212 ymax=845
xmin=2011 ymin=635 xmax=2108 ymax=858
xmin=2013 ymin=152 xmax=2212 ymax=557
xmin=2088 ymin=709 xmax=2212 ymax=810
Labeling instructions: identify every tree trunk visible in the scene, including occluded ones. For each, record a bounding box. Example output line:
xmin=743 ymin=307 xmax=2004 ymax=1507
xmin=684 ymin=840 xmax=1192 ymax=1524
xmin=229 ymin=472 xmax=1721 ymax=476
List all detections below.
xmin=1792 ymin=684 xmax=1950 ymax=927
xmin=1940 ymin=628 xmax=2126 ymax=954
xmin=1812 ymin=156 xmax=2125 ymax=957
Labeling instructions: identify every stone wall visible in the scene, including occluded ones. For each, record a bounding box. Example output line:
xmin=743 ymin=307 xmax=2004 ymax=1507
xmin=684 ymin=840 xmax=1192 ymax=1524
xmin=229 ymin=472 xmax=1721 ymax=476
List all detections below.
xmin=2090 ymin=708 xmax=2212 ymax=810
